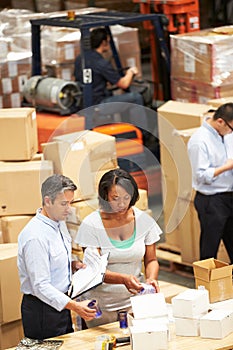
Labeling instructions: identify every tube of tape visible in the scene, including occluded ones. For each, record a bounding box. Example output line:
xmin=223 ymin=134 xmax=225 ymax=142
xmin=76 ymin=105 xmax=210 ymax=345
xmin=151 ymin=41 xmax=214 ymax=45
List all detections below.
xmin=94 ymin=335 xmax=116 ymax=350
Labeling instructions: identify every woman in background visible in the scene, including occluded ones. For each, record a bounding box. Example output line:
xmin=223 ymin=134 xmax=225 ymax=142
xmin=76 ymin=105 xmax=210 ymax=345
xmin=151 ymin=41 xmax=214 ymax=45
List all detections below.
xmin=75 ymin=168 xmax=162 ymax=327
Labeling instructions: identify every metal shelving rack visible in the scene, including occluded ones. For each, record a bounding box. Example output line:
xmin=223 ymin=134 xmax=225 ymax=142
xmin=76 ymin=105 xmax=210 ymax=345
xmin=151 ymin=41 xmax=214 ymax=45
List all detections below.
xmin=30 ymin=11 xmax=170 ymax=108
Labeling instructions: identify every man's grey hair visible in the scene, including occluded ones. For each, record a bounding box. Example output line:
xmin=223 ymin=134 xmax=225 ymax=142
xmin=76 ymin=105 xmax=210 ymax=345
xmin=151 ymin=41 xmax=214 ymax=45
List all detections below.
xmin=41 ymin=174 xmax=77 ymax=205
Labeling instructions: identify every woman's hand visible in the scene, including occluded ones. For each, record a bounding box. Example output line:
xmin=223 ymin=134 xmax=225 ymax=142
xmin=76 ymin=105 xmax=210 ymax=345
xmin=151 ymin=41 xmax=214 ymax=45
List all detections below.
xmin=123 ymin=274 xmax=143 ymax=294
xmin=145 ymin=278 xmax=160 ymax=293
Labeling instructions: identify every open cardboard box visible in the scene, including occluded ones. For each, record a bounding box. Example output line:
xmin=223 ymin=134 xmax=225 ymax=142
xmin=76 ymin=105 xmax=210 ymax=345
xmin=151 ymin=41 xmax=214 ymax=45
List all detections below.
xmin=193 ymin=258 xmax=233 ymax=303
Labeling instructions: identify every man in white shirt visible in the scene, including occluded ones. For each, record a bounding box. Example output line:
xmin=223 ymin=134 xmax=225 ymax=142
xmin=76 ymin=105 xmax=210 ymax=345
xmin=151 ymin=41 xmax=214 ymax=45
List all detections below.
xmin=188 ymin=104 xmax=233 ymax=263
xmin=18 ymin=174 xmax=96 ymax=340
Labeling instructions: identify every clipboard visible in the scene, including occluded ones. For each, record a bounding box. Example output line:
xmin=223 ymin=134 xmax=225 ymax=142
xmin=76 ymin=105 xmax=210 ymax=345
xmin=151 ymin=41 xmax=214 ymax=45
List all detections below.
xmin=68 ymin=248 xmax=109 ymax=299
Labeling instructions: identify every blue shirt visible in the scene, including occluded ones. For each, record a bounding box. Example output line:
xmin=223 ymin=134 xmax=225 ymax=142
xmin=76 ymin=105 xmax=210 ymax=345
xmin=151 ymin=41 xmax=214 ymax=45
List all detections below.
xmin=17 ymin=209 xmax=71 ymax=311
xmin=187 ymin=120 xmax=233 ymax=195
xmin=74 ymin=50 xmax=121 ymax=105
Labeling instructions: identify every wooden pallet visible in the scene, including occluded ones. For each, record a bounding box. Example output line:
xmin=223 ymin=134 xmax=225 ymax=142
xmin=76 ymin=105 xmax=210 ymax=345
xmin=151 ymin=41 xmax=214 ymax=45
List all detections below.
xmin=156 ymin=243 xmax=194 ymax=278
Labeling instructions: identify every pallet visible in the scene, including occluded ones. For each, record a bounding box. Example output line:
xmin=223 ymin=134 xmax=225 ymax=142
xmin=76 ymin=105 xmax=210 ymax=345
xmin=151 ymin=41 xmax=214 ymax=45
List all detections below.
xmin=156 ymin=243 xmax=194 ymax=278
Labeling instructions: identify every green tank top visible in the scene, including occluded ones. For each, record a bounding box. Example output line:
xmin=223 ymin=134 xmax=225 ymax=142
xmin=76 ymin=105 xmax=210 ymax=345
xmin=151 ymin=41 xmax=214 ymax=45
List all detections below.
xmin=109 ymin=226 xmax=136 ymax=249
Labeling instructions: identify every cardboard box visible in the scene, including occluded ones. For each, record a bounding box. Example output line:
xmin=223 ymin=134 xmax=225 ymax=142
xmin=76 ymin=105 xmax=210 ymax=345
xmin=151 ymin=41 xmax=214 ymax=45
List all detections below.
xmin=0 ymin=160 xmax=53 ymax=216
xmin=1 ymin=216 xmax=32 ymax=243
xmin=92 ymin=166 xmax=119 ymax=193
xmin=35 ymin=0 xmax=63 ymax=12
xmin=46 ymin=62 xmax=76 ymax=81
xmin=193 ymin=258 xmax=233 ymax=303
xmin=136 ymin=189 xmax=148 ymax=211
xmin=53 ymin=130 xmax=117 ymax=173
xmin=0 ymin=92 xmax=22 ymax=109
xmin=0 ymin=52 xmax=31 ymax=79
xmin=176 ymin=196 xmax=200 ymax=263
xmin=0 ymin=107 xmax=38 ymax=161
xmin=110 ymin=25 xmax=142 ymax=78
xmin=170 ymin=27 xmax=233 ymax=85
xmin=42 ymin=30 xmax=81 ymax=65
xmin=207 ymin=96 xmax=233 ymax=107
xmin=200 ymin=309 xmax=233 ymax=339
xmin=171 ymin=289 xmax=209 ymax=318
xmin=170 ymin=127 xmax=231 ymax=264
xmin=157 ymin=101 xmax=210 ymax=243
xmin=0 ymin=243 xmax=22 ymax=324
xmin=69 ymin=197 xmax=99 ymax=223
xmin=0 ymin=220 xmax=3 ymax=244
xmin=171 ymin=77 xmax=233 ymax=104
xmin=0 ymin=319 xmax=24 ymax=350
xmin=170 ymin=125 xmax=199 ymax=263
xmin=42 ymin=140 xmax=95 ymax=201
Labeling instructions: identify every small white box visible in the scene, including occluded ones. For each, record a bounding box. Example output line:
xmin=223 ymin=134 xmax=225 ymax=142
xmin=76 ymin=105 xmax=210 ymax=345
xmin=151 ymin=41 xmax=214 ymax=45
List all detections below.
xmin=129 ymin=293 xmax=169 ymax=350
xmin=130 ymin=322 xmax=168 ymax=350
xmin=174 ymin=316 xmax=201 ymax=337
xmin=130 ymin=293 xmax=168 ymax=320
xmin=200 ymin=309 xmax=233 ymax=339
xmin=171 ymin=289 xmax=209 ymax=318
xmin=210 ymin=298 xmax=233 ymax=311
xmin=128 ymin=314 xmax=168 ymax=328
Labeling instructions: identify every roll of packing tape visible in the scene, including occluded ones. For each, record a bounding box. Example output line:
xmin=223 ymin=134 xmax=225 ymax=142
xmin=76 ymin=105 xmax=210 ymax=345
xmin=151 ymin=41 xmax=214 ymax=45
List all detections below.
xmin=94 ymin=334 xmax=116 ymax=350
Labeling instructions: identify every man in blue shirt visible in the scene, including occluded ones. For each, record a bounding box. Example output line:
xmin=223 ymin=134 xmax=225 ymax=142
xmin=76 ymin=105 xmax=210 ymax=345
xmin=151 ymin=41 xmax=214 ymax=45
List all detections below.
xmin=74 ymin=27 xmax=148 ymax=131
xmin=188 ymin=103 xmax=233 ymax=263
xmin=18 ymin=174 xmax=96 ymax=340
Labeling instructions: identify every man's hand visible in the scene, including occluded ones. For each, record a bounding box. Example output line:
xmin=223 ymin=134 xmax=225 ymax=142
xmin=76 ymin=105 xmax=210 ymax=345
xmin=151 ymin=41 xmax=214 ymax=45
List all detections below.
xmin=128 ymin=66 xmax=138 ymax=76
xmin=71 ymin=260 xmax=86 ymax=273
xmin=65 ymin=299 xmax=96 ymax=321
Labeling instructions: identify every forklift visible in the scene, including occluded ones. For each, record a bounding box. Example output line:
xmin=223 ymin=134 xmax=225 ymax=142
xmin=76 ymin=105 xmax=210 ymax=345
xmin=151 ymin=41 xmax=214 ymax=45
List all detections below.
xmin=22 ymin=11 xmax=169 ymax=195
xmin=22 ymin=10 xmax=170 ymax=124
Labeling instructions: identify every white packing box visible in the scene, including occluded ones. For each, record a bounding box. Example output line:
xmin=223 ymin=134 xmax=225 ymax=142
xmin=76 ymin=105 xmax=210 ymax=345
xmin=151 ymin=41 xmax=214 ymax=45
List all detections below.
xmin=130 ymin=293 xmax=168 ymax=320
xmin=129 ymin=322 xmax=168 ymax=350
xmin=171 ymin=289 xmax=209 ymax=318
xmin=174 ymin=316 xmax=202 ymax=337
xmin=210 ymin=298 xmax=233 ymax=311
xmin=200 ymin=309 xmax=233 ymax=339
xmin=129 ymin=293 xmax=169 ymax=350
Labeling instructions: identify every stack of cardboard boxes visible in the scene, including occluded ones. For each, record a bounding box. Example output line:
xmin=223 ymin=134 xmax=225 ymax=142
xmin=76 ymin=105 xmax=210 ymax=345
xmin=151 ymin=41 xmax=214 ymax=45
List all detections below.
xmin=0 ymin=108 xmax=53 ymax=219
xmin=0 ymin=243 xmax=24 ymax=350
xmin=170 ymin=26 xmax=233 ymax=103
xmin=0 ymin=108 xmax=54 ymax=349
